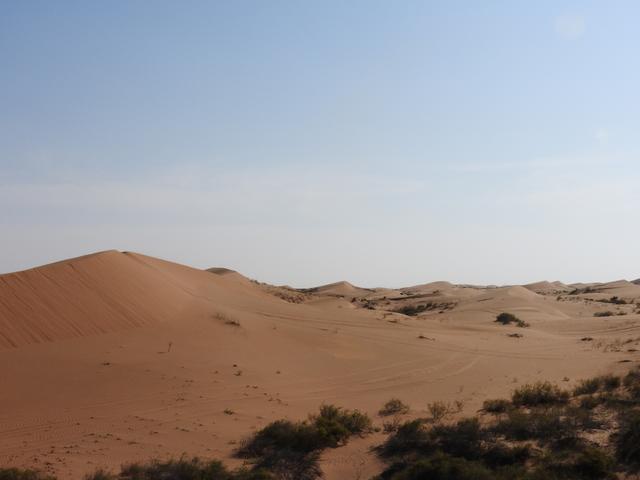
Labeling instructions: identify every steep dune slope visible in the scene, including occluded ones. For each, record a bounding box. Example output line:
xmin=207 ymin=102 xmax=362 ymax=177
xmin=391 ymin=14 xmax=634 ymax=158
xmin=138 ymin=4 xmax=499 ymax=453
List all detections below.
xmin=0 ymin=251 xmax=276 ymax=349
xmin=0 ymin=251 xmax=191 ymax=348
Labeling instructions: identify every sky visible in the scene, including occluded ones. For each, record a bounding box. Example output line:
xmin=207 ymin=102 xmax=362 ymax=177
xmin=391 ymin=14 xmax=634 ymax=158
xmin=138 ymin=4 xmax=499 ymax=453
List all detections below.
xmin=1 ymin=1 xmax=639 ymax=287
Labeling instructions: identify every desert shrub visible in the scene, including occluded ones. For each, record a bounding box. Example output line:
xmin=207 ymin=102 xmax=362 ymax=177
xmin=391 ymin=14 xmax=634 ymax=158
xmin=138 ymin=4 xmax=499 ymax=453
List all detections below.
xmin=594 ymin=311 xmax=615 ymax=317
xmin=623 ymin=367 xmax=640 ymax=388
xmin=239 ymin=405 xmax=371 ymax=457
xmin=378 ymin=419 xmax=431 ymax=457
xmin=237 ymin=420 xmax=323 ymax=457
xmin=481 ymin=443 xmax=530 ymax=468
xmin=430 ymin=417 xmax=485 ymax=460
xmin=574 ymin=378 xmax=601 ymax=396
xmin=579 ymin=395 xmax=602 ymax=410
xmin=482 ymin=398 xmax=511 ymax=414
xmin=614 ymin=409 xmax=640 ymax=467
xmin=397 ymin=304 xmax=429 ymax=316
xmin=512 ymin=381 xmax=569 ymax=407
xmin=0 ymin=470 xmax=55 ymax=480
xmin=311 ymin=404 xmax=371 ymax=446
xmin=83 ymin=470 xmax=115 ymax=480
xmin=623 ymin=368 xmax=640 ymax=400
xmin=495 ymin=313 xmax=519 ymax=325
xmin=494 ymin=408 xmax=578 ymax=443
xmin=119 ymin=457 xmax=270 ymax=480
xmin=375 ymin=452 xmax=498 ymax=480
xmin=601 ymin=374 xmax=621 ymax=391
xmin=427 ymin=401 xmax=450 ymax=422
xmin=383 ymin=416 xmax=402 ymax=433
xmin=531 ymin=446 xmax=615 ymax=480
xmin=379 ymin=398 xmax=410 ymax=416
xmin=252 ymin=450 xmax=320 ymax=480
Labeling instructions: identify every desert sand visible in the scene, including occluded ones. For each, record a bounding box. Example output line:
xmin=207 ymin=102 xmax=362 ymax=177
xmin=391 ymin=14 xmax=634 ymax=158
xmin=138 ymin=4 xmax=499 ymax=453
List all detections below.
xmin=1 ymin=251 xmax=639 ymax=478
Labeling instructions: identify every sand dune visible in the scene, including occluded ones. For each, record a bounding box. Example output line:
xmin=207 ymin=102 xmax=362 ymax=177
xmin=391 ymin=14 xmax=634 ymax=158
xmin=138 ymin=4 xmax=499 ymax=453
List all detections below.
xmin=0 ymin=252 xmax=639 ymax=479
xmin=304 ymin=280 xmax=374 ymax=297
xmin=524 ymin=280 xmax=571 ymax=294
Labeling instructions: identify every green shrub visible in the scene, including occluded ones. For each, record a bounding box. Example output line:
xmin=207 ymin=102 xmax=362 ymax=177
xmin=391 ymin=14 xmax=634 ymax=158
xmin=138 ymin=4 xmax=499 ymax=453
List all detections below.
xmin=311 ymin=404 xmax=371 ymax=445
xmin=379 ymin=398 xmax=410 ymax=416
xmin=512 ymin=381 xmax=569 ymax=407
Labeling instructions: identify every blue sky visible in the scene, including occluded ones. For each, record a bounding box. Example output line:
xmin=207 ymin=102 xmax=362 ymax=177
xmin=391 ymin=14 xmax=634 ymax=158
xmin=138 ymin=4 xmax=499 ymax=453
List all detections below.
xmin=1 ymin=1 xmax=639 ymax=286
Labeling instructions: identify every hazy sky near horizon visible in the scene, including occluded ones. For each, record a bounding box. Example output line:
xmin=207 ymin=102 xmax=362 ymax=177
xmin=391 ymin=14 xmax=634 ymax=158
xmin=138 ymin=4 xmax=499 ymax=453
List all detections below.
xmin=1 ymin=1 xmax=639 ymax=287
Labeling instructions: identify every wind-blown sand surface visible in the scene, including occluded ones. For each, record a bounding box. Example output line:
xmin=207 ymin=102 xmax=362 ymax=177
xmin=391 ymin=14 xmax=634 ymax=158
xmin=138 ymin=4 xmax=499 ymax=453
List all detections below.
xmin=1 ymin=251 xmax=639 ymax=478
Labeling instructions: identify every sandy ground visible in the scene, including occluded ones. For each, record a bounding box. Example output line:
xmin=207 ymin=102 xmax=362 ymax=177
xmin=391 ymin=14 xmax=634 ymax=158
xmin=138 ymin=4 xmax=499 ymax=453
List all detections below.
xmin=1 ymin=251 xmax=639 ymax=479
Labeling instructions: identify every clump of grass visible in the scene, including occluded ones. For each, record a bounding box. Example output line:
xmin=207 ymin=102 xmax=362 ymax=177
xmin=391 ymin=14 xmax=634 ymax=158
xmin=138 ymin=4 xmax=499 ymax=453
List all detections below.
xmin=512 ymin=381 xmax=569 ymax=407
xmin=379 ymin=398 xmax=410 ymax=417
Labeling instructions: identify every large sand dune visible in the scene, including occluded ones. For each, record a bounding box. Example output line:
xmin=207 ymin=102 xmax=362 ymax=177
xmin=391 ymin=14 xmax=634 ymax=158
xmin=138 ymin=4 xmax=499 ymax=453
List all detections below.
xmin=0 ymin=252 xmax=639 ymax=479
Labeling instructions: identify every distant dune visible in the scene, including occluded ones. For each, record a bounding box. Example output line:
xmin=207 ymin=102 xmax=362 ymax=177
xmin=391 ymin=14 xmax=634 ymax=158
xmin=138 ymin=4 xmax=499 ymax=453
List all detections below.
xmin=524 ymin=280 xmax=571 ymax=294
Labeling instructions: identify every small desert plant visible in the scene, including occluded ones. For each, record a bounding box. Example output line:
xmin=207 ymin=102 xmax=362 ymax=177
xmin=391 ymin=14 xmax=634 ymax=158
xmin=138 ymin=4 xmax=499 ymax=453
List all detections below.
xmin=512 ymin=381 xmax=569 ymax=407
xmin=495 ymin=312 xmax=519 ymax=325
xmin=83 ymin=470 xmax=116 ymax=480
xmin=119 ymin=457 xmax=269 ymax=480
xmin=614 ymin=409 xmax=640 ymax=467
xmin=379 ymin=398 xmax=410 ymax=416
xmin=601 ymin=374 xmax=621 ymax=391
xmin=594 ymin=311 xmax=615 ymax=317
xmin=427 ymin=401 xmax=449 ymax=422
xmin=0 ymin=470 xmax=55 ymax=480
xmin=238 ymin=405 xmax=371 ymax=458
xmin=482 ymin=398 xmax=511 ymax=414
xmin=574 ymin=377 xmax=602 ymax=396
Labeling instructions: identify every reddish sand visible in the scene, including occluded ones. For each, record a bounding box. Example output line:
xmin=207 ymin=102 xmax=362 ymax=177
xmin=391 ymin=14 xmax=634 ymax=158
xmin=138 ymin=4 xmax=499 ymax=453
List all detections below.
xmin=1 ymin=251 xmax=639 ymax=479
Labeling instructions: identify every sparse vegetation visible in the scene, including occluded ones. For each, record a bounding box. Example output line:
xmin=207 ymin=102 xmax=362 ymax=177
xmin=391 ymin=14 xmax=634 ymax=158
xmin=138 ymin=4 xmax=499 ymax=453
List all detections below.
xmin=379 ymin=398 xmax=410 ymax=416
xmin=511 ymin=381 xmax=569 ymax=406
xmin=494 ymin=312 xmax=529 ymax=327
xmin=236 ymin=404 xmax=371 ymax=479
xmin=375 ymin=368 xmax=640 ymax=479
xmin=482 ymin=398 xmax=511 ymax=414
xmin=6 ymin=369 xmax=640 ymax=480
xmin=396 ymin=301 xmax=455 ymax=316
xmin=0 ymin=469 xmax=55 ymax=480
